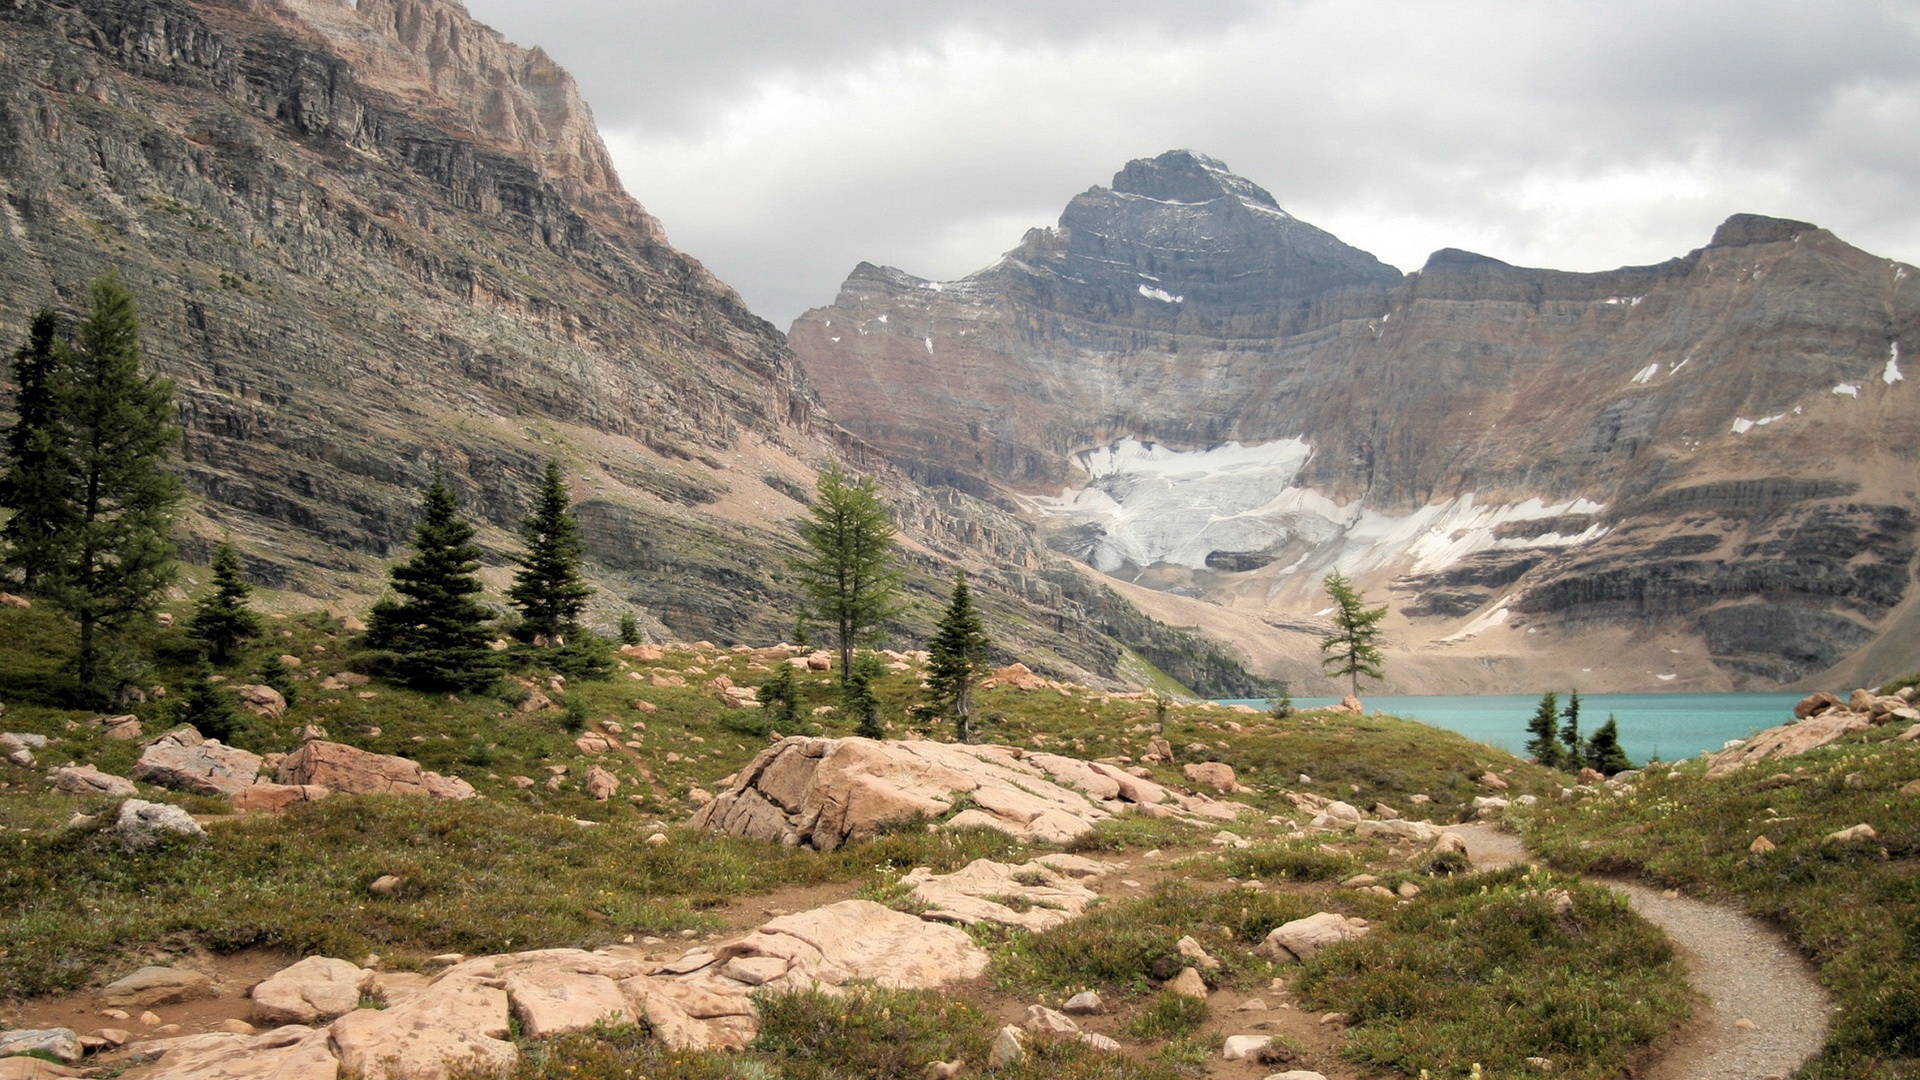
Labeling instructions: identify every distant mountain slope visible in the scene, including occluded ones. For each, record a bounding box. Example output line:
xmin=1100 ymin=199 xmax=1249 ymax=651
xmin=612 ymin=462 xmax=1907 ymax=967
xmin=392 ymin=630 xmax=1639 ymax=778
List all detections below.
xmin=791 ymin=153 xmax=1920 ymax=692
xmin=0 ymin=2 xmax=1271 ymax=696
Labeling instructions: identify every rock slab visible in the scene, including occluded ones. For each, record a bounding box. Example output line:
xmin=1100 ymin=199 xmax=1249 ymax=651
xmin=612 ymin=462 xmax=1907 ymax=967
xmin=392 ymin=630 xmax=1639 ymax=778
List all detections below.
xmin=276 ymin=741 xmax=475 ymax=799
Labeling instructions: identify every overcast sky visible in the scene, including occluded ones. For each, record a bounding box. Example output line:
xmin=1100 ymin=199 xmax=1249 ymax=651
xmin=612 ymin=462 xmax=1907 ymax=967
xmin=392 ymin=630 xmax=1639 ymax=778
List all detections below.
xmin=462 ymin=0 xmax=1920 ymax=328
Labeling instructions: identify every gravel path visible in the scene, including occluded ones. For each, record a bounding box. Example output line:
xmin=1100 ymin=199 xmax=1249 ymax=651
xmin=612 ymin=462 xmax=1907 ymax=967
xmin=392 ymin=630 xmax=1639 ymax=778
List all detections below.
xmin=1452 ymin=823 xmax=1831 ymax=1080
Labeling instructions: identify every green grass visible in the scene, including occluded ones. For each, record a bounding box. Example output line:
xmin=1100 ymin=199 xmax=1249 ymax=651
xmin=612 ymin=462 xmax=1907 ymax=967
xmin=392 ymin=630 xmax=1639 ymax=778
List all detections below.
xmin=1296 ymin=864 xmax=1692 ymax=1080
xmin=1515 ymin=738 xmax=1920 ymax=1079
xmin=1120 ymin=991 xmax=1210 ymax=1041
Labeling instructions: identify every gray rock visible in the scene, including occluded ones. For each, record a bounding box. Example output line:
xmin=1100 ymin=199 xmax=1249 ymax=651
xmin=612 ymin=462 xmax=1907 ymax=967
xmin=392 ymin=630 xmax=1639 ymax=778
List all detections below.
xmin=49 ymin=765 xmax=137 ymax=797
xmin=0 ymin=1028 xmax=81 ymax=1064
xmin=131 ymin=728 xmax=262 ymax=796
xmin=112 ymin=800 xmax=206 ymax=850
xmin=100 ymin=966 xmax=214 ymax=1007
xmin=1062 ymin=990 xmax=1104 ymax=1015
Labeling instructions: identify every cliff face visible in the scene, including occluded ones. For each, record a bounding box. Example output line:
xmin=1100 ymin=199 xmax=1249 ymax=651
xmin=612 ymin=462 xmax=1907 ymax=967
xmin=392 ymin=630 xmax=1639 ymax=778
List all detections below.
xmin=793 ymin=155 xmax=1920 ymax=692
xmin=0 ymin=0 xmax=1270 ymax=694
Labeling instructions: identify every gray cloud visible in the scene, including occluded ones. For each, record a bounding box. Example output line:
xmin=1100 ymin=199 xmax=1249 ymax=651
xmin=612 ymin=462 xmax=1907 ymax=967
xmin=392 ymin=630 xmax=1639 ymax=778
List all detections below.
xmin=463 ymin=0 xmax=1920 ymax=327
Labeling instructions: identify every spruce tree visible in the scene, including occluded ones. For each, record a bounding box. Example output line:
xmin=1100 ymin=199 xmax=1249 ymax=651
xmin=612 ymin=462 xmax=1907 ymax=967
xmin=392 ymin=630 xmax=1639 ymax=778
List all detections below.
xmin=1526 ymin=690 xmax=1565 ymax=769
xmin=926 ymin=571 xmax=992 ymax=743
xmin=846 ymin=651 xmax=885 ymax=739
xmin=174 ymin=660 xmax=243 ymax=745
xmin=191 ymin=540 xmax=262 ymax=663
xmin=365 ymin=471 xmax=497 ymax=691
xmin=507 ymin=459 xmax=592 ymax=646
xmin=1585 ymin=715 xmax=1633 ymax=775
xmin=1319 ymin=571 xmax=1386 ymax=698
xmin=36 ymin=275 xmax=181 ymax=703
xmin=258 ymin=652 xmax=298 ymax=708
xmin=1 ymin=309 xmax=73 ymax=590
xmin=793 ymin=464 xmax=903 ymax=684
xmin=1560 ymin=689 xmax=1584 ymax=763
xmin=757 ymin=658 xmax=800 ymax=730
xmin=617 ymin=613 xmax=641 ymax=647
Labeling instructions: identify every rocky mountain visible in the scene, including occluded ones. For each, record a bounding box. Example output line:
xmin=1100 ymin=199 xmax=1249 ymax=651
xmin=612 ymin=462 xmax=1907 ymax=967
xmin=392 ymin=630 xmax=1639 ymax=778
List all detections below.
xmin=790 ymin=151 xmax=1920 ymax=693
xmin=0 ymin=2 xmax=1269 ymax=696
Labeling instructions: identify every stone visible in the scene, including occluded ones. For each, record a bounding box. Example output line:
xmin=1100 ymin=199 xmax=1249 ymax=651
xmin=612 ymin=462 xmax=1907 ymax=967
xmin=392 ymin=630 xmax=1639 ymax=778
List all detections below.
xmin=112 ymin=800 xmax=206 ymax=850
xmin=328 ymin=972 xmax=516 ymax=1080
xmin=925 ymin=1060 xmax=963 ymax=1079
xmin=1707 ymin=713 xmax=1875 ymax=778
xmin=1258 ymin=912 xmax=1370 ymax=962
xmin=231 ymin=783 xmax=331 ymax=812
xmin=1183 ymin=761 xmax=1242 ymax=792
xmin=1850 ymin=688 xmax=1876 ymax=711
xmin=276 ymin=741 xmax=475 ymax=799
xmin=50 ymin=764 xmax=136 ymax=797
xmin=1166 ymin=967 xmax=1209 ymax=998
xmin=1177 ymin=935 xmax=1220 ymax=970
xmin=0 ymin=1060 xmax=83 ymax=1080
xmin=138 ymin=1011 xmax=163 ymax=1027
xmin=99 ymin=715 xmax=144 ymax=741
xmin=1794 ymin=692 xmax=1842 ymax=719
xmin=1897 ymin=724 xmax=1920 ymax=742
xmin=1268 ymin=1073 xmax=1330 ymax=1080
xmin=990 ymin=663 xmax=1046 ymax=691
xmin=1062 ymin=990 xmax=1104 ymax=1015
xmin=503 ymin=966 xmax=636 ymax=1038
xmin=903 ymin=856 xmax=1107 ymax=931
xmin=1079 ymin=1033 xmax=1121 ymax=1052
xmin=736 ymin=900 xmax=990 ymax=988
xmin=719 ymin=956 xmax=789 ymax=986
xmin=0 ymin=1029 xmax=80 ymax=1064
xmin=101 ymin=965 xmax=214 ymax=1007
xmin=1750 ymin=835 xmax=1776 ymax=854
xmin=233 ymin=685 xmax=287 ymax=719
xmin=1902 ymin=779 xmax=1920 ymax=796
xmin=1221 ymin=1034 xmax=1272 ymax=1061
xmin=369 ymin=875 xmax=404 ymax=896
xmin=1477 ymin=771 xmax=1510 ymax=790
xmin=131 ymin=727 xmax=262 ymax=796
xmin=988 ymin=1026 xmax=1025 ymax=1067
xmin=1826 ymin=823 xmax=1877 ymax=842
xmin=1022 ymin=1004 xmax=1079 ymax=1035
xmin=250 ymin=956 xmax=374 ymax=1024
xmin=574 ymin=732 xmax=616 ymax=754
xmin=217 ymin=1019 xmax=256 ymax=1035
xmin=584 ymin=764 xmax=619 ymax=801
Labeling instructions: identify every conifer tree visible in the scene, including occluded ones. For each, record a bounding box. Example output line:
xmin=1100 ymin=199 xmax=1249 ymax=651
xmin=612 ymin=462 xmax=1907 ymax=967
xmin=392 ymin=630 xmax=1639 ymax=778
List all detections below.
xmin=35 ymin=275 xmax=181 ymax=703
xmin=617 ymin=613 xmax=641 ymax=647
xmin=365 ymin=470 xmax=497 ymax=691
xmin=1 ymin=309 xmax=73 ymax=590
xmin=508 ymin=459 xmax=591 ymax=646
xmin=174 ymin=660 xmax=242 ymax=745
xmin=757 ymin=658 xmax=800 ymax=730
xmin=846 ymin=651 xmax=885 ymax=739
xmin=1319 ymin=571 xmax=1386 ymax=698
xmin=258 ymin=651 xmax=298 ymax=708
xmin=1585 ymin=715 xmax=1633 ymax=775
xmin=1560 ymin=689 xmax=1584 ymax=763
xmin=794 ymin=464 xmax=902 ymax=684
xmin=926 ymin=571 xmax=991 ymax=743
xmin=1526 ymin=690 xmax=1565 ymax=768
xmin=191 ymin=540 xmax=262 ymax=663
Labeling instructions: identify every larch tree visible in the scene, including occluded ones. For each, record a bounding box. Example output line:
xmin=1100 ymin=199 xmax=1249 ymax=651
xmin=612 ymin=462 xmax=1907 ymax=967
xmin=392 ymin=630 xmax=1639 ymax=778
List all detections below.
xmin=926 ymin=570 xmax=992 ymax=743
xmin=1 ymin=309 xmax=73 ymax=591
xmin=508 ymin=459 xmax=592 ymax=646
xmin=34 ymin=275 xmax=181 ymax=703
xmin=793 ymin=463 xmax=902 ymax=684
xmin=1318 ymin=570 xmax=1386 ymax=698
xmin=364 ymin=470 xmax=497 ymax=691
xmin=190 ymin=539 xmax=262 ymax=664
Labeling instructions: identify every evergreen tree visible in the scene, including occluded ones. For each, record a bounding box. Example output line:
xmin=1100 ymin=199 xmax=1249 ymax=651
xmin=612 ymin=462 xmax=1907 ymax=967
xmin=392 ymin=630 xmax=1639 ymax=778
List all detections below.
xmin=1526 ymin=690 xmax=1565 ymax=768
xmin=36 ymin=275 xmax=181 ymax=704
xmin=793 ymin=464 xmax=902 ymax=683
xmin=1560 ymin=689 xmax=1584 ymax=763
xmin=364 ymin=471 xmax=497 ymax=691
xmin=1319 ymin=571 xmax=1386 ymax=698
xmin=258 ymin=651 xmax=298 ymax=708
xmin=846 ymin=651 xmax=885 ymax=739
xmin=174 ymin=660 xmax=243 ymax=745
xmin=507 ymin=459 xmax=592 ymax=646
xmin=1 ymin=309 xmax=74 ymax=590
xmin=926 ymin=571 xmax=991 ymax=743
xmin=1585 ymin=715 xmax=1633 ymax=775
xmin=757 ymin=658 xmax=800 ymax=730
xmin=1267 ymin=686 xmax=1295 ymax=720
xmin=190 ymin=540 xmax=262 ymax=663
xmin=617 ymin=613 xmax=641 ymax=647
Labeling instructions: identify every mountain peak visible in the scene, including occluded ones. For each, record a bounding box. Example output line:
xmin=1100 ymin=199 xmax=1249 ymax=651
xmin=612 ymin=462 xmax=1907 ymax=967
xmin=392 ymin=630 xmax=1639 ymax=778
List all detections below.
xmin=1708 ymin=213 xmax=1822 ymax=248
xmin=1110 ymin=149 xmax=1284 ymax=212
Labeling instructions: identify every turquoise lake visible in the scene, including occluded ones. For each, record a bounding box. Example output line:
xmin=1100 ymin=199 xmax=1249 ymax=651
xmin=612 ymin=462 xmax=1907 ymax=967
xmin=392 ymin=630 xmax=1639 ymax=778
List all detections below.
xmin=1217 ymin=693 xmax=1805 ymax=766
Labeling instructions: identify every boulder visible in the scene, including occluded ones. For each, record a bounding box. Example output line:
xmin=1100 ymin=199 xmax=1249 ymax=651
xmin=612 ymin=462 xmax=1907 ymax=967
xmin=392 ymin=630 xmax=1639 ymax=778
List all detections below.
xmin=101 ymin=965 xmax=214 ymax=1007
xmin=96 ymin=1026 xmax=339 ymax=1080
xmin=988 ymin=663 xmax=1047 ymax=691
xmin=98 ymin=714 xmax=144 ymax=741
xmin=50 ymin=764 xmax=136 ymax=797
xmin=131 ymin=727 xmax=262 ymax=796
xmin=0 ymin=1029 xmax=80 ymax=1064
xmin=233 ymin=685 xmax=287 ymax=719
xmin=1850 ymin=688 xmax=1876 ymax=711
xmin=231 ymin=783 xmax=331 ymax=812
xmin=1749 ymin=835 xmax=1776 ymax=854
xmin=1221 ymin=1034 xmax=1271 ymax=1061
xmin=1794 ymin=691 xmax=1843 ymax=719
xmin=0 ymin=1059 xmax=83 ymax=1080
xmin=1433 ymin=832 xmax=1469 ymax=855
xmin=111 ymin=800 xmax=206 ymax=850
xmin=1062 ymin=990 xmax=1104 ymax=1015
xmin=1183 ymin=761 xmax=1243 ymax=793
xmin=1705 ymin=713 xmax=1873 ymax=778
xmin=1166 ymin=967 xmax=1209 ymax=998
xmin=1257 ymin=912 xmax=1370 ymax=962
xmin=503 ymin=966 xmax=636 ymax=1039
xmin=584 ymin=764 xmax=619 ymax=801
xmin=0 ymin=734 xmax=32 ymax=768
xmin=328 ymin=972 xmax=515 ymax=1080
xmin=250 ymin=956 xmax=374 ymax=1024
xmin=1477 ymin=771 xmax=1510 ymax=790
xmin=1023 ymin=1004 xmax=1079 ymax=1035
xmin=989 ymin=1025 xmax=1026 ymax=1067
xmin=276 ymin=741 xmax=475 ymax=799
xmin=902 ymin=855 xmax=1108 ymax=931
xmin=1827 ymin=823 xmax=1877 ymax=842
xmin=1337 ymin=695 xmax=1364 ymax=714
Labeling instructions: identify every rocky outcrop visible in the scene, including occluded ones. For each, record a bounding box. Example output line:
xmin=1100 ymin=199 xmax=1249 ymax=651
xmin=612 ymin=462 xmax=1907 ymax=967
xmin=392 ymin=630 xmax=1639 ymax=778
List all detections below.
xmin=275 ymin=740 xmax=475 ymax=798
xmin=793 ymin=151 xmax=1920 ymax=691
xmin=1705 ymin=687 xmax=1914 ymax=777
xmin=131 ymin=727 xmax=262 ymax=796
xmin=49 ymin=764 xmax=137 ymax=796
xmin=689 ymin=736 xmax=1247 ymax=851
xmin=902 ymin=854 xmax=1111 ymax=931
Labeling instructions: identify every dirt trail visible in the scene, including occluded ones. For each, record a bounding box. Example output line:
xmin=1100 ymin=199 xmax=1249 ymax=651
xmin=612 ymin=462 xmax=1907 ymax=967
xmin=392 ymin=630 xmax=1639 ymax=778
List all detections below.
xmin=1453 ymin=822 xmax=1831 ymax=1080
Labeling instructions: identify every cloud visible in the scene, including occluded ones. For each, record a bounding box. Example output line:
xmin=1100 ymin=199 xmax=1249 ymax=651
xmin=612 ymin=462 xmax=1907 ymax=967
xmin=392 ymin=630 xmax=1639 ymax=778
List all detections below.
xmin=464 ymin=0 xmax=1920 ymax=326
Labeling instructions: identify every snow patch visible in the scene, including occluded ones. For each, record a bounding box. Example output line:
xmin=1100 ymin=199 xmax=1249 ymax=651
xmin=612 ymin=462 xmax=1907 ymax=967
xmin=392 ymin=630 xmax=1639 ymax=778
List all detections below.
xmin=1656 ymin=673 xmax=1678 ymax=682
xmin=1602 ymin=296 xmax=1644 ymax=306
xmin=923 ymin=281 xmax=945 ymax=292
xmin=1439 ymin=603 xmax=1511 ymax=644
xmin=1833 ymin=384 xmax=1859 ymax=398
xmin=1631 ymin=363 xmax=1659 ymax=385
xmin=1886 ymin=342 xmax=1904 ymax=385
xmin=875 ymin=314 xmax=888 ymax=324
xmin=1730 ymin=413 xmax=1786 ymax=434
xmin=924 ymin=337 xmax=934 ymax=355
xmin=829 ymin=336 xmax=840 ymax=343
xmin=1137 ymin=284 xmax=1184 ymax=304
